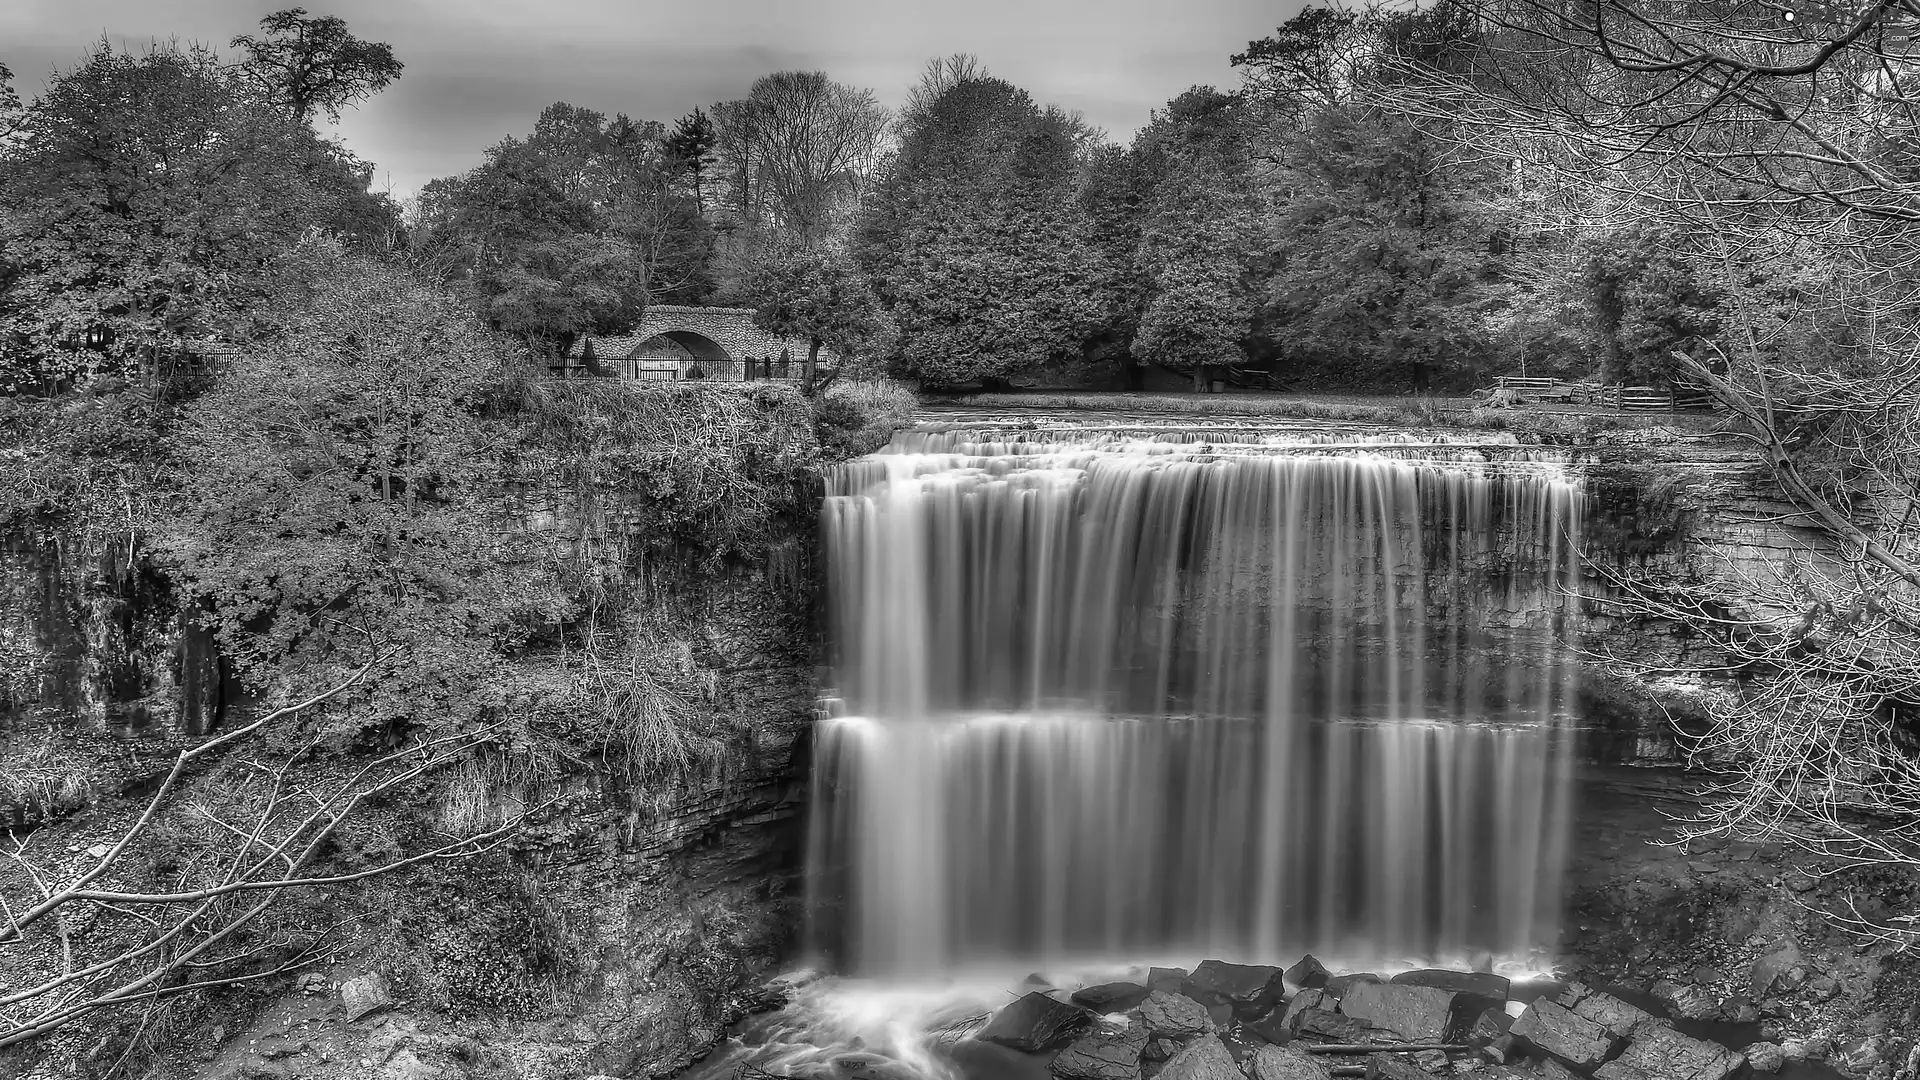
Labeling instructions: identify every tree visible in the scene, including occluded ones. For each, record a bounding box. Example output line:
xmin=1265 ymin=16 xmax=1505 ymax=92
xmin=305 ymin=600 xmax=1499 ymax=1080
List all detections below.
xmin=230 ymin=8 xmax=403 ymax=123
xmin=0 ymin=41 xmax=397 ymax=394
xmin=154 ymin=239 xmax=567 ymax=695
xmin=856 ymin=77 xmax=1108 ymax=385
xmin=414 ymin=104 xmax=713 ymax=357
xmin=1258 ymin=103 xmax=1505 ymax=390
xmin=663 ymin=107 xmax=718 ymax=213
xmin=1232 ymin=7 xmax=1366 ymax=127
xmin=0 ymin=62 xmax=20 ymax=143
xmin=900 ymin=53 xmax=988 ymax=132
xmin=1124 ymin=88 xmax=1267 ymax=385
xmin=1411 ymin=0 xmax=1920 ymax=925
xmin=1581 ymin=224 xmax=1724 ymax=385
xmin=744 ymin=243 xmax=882 ymax=393
xmin=712 ymin=72 xmax=890 ymax=246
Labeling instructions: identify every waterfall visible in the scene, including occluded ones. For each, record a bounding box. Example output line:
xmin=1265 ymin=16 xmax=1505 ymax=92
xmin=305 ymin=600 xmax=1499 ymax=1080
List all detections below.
xmin=808 ymin=431 xmax=1582 ymax=979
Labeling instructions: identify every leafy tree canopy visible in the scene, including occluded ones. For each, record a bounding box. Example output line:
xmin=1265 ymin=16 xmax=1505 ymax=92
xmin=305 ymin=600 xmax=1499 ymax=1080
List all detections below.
xmin=230 ymin=7 xmax=403 ymax=123
xmin=413 ymin=103 xmax=714 ymax=357
xmin=0 ymin=41 xmax=397 ymax=394
xmin=745 ymin=241 xmax=886 ymax=387
xmin=856 ymin=77 xmax=1108 ymax=385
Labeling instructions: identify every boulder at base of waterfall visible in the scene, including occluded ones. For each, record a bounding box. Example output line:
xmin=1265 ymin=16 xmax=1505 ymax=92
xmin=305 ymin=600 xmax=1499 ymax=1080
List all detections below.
xmin=1467 ymin=1007 xmax=1514 ymax=1045
xmin=1599 ymin=1024 xmax=1746 ymax=1080
xmin=1150 ymin=967 xmax=1191 ymax=992
xmin=1295 ymin=1009 xmax=1396 ymax=1043
xmin=1185 ymin=960 xmax=1286 ymax=1018
xmin=1323 ymin=973 xmax=1383 ymax=1002
xmin=1278 ymin=989 xmax=1325 ymax=1034
xmin=1339 ymin=982 xmax=1458 ymax=1042
xmin=1285 ymin=955 xmax=1331 ymax=990
xmin=1052 ymin=1019 xmax=1149 ymax=1080
xmin=980 ymin=992 xmax=1095 ymax=1052
xmin=1248 ymin=1043 xmax=1334 ymax=1080
xmin=1073 ymin=982 xmax=1152 ymax=1014
xmin=1392 ymin=969 xmax=1509 ymax=1032
xmin=1365 ymin=1053 xmax=1434 ymax=1080
xmin=1392 ymin=969 xmax=1512 ymax=1002
xmin=1138 ymin=991 xmax=1214 ymax=1039
xmin=1510 ymin=999 xmax=1619 ymax=1071
xmin=1554 ymin=983 xmax=1666 ymax=1040
xmin=1158 ymin=1035 xmax=1240 ymax=1080
xmin=1244 ymin=1010 xmax=1296 ymax=1046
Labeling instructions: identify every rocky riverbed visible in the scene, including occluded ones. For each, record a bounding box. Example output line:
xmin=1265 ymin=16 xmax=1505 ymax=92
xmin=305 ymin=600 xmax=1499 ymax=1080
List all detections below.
xmin=664 ymin=763 xmax=1917 ymax=1080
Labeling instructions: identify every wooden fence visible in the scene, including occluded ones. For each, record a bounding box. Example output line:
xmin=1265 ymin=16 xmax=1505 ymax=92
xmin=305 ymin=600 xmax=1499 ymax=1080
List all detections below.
xmin=1491 ymin=376 xmax=1716 ymax=413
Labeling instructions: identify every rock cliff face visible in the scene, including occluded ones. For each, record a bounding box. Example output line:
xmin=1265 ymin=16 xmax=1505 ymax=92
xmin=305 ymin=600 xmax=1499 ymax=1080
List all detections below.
xmin=0 ymin=440 xmax=825 ymax=1079
xmin=0 ymin=413 xmax=1833 ymax=1079
xmin=1571 ymin=430 xmax=1841 ymax=763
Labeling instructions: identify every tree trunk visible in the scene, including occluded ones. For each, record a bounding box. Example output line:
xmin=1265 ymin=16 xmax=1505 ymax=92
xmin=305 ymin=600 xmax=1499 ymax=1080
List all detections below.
xmin=801 ymin=335 xmax=822 ymax=395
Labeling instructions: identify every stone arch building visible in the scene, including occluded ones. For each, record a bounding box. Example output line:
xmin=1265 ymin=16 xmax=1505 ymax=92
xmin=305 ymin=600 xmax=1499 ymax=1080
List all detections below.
xmin=565 ymin=305 xmax=834 ymax=380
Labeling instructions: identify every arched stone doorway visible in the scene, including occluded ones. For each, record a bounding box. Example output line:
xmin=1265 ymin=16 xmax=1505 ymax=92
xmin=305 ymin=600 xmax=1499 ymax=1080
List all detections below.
xmin=621 ymin=332 xmax=733 ymax=380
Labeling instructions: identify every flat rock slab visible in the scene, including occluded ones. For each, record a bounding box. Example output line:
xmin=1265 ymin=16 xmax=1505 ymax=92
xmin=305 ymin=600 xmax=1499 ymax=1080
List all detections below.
xmin=1392 ymin=969 xmax=1511 ymax=1002
xmin=1186 ymin=960 xmax=1285 ymax=1017
xmin=1340 ymin=982 xmax=1458 ymax=1042
xmin=1073 ymin=982 xmax=1152 ymax=1014
xmin=1052 ymin=1019 xmax=1148 ymax=1080
xmin=1159 ymin=1035 xmax=1240 ymax=1080
xmin=1138 ymin=991 xmax=1214 ymax=1039
xmin=1285 ymin=955 xmax=1331 ymax=989
xmin=1554 ymin=983 xmax=1666 ymax=1039
xmin=1510 ymin=999 xmax=1619 ymax=1070
xmin=1248 ymin=1044 xmax=1333 ymax=1080
xmin=1365 ymin=1053 xmax=1435 ymax=1080
xmin=1295 ymin=1008 xmax=1395 ymax=1043
xmin=980 ymin=992 xmax=1094 ymax=1052
xmin=1323 ymin=973 xmax=1382 ymax=1002
xmin=1603 ymin=1024 xmax=1746 ymax=1080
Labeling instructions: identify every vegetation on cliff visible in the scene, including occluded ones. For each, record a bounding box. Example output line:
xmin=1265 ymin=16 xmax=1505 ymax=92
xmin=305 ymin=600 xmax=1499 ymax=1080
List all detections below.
xmin=0 ymin=16 xmax=912 ymax=1065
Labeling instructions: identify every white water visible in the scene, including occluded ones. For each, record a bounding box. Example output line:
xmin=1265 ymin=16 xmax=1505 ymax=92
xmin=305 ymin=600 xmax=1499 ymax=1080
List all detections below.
xmin=807 ymin=432 xmax=1583 ymax=978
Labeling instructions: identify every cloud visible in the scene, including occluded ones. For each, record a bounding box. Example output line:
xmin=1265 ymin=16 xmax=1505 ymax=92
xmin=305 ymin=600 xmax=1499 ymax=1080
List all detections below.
xmin=4 ymin=0 xmax=1297 ymax=195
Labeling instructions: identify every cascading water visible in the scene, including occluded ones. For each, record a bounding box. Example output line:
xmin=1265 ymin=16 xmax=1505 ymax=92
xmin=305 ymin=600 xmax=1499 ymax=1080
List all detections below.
xmin=807 ymin=428 xmax=1584 ymax=979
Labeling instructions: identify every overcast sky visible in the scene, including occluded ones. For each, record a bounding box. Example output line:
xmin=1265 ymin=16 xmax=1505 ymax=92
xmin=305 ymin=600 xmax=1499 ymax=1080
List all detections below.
xmin=3 ymin=0 xmax=1297 ymax=197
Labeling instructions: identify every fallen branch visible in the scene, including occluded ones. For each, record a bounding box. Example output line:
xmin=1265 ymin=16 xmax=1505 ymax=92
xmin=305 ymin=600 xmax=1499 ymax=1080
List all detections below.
xmin=1303 ymin=1043 xmax=1466 ymax=1054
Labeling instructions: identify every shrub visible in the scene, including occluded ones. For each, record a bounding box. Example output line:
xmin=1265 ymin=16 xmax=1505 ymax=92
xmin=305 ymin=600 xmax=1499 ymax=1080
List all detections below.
xmin=814 ymin=378 xmax=918 ymax=460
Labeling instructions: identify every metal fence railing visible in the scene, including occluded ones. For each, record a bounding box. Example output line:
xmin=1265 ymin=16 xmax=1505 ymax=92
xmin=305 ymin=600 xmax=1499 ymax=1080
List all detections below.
xmin=547 ymin=358 xmax=809 ymax=382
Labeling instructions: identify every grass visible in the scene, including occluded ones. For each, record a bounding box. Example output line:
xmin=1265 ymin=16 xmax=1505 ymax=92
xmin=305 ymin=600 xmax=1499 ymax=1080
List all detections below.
xmin=0 ymin=731 xmax=98 ymax=819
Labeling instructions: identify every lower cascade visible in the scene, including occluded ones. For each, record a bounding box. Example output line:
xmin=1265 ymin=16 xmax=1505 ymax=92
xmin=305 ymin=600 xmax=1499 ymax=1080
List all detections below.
xmin=806 ymin=432 xmax=1585 ymax=979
